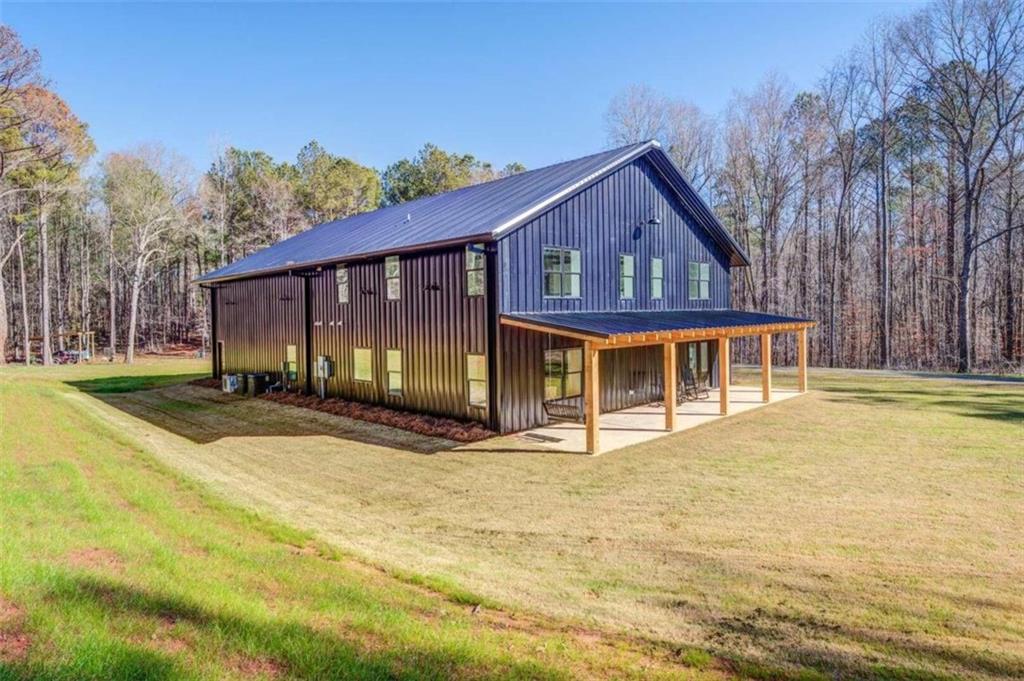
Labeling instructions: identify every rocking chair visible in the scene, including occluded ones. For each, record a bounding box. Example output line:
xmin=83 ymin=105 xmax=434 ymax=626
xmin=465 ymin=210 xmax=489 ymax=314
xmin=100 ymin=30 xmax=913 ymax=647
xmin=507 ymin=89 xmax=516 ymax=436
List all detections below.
xmin=682 ymin=368 xmax=709 ymax=401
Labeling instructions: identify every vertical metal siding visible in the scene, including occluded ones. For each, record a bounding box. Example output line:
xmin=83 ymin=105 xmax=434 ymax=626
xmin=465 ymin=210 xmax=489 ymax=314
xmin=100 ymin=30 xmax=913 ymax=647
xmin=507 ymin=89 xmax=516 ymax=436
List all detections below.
xmin=215 ymin=275 xmax=307 ymax=386
xmin=309 ymin=246 xmax=489 ymax=422
xmin=497 ymin=328 xmax=719 ymax=434
xmin=495 ymin=156 xmax=733 ymax=433
xmin=497 ymin=156 xmax=731 ymax=314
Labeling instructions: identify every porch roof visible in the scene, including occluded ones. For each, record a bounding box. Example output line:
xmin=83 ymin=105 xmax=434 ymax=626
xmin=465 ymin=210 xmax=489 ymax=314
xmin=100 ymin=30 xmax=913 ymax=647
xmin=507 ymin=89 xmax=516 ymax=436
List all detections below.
xmin=501 ymin=310 xmax=815 ymax=347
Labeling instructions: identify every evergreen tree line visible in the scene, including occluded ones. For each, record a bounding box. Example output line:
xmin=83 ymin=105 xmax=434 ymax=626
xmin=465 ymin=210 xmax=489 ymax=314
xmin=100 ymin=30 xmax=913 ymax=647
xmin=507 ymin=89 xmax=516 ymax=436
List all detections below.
xmin=3 ymin=0 xmax=1023 ymax=373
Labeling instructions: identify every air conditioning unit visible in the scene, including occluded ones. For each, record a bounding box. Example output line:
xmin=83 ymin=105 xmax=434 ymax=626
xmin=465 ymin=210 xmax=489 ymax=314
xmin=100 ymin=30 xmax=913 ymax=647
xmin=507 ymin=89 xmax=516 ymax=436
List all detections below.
xmin=222 ymin=374 xmax=240 ymax=394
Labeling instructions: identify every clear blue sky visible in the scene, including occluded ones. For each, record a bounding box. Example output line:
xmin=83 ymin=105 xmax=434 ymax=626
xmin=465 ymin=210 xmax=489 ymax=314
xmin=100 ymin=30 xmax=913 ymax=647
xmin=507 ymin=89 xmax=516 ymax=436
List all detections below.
xmin=4 ymin=2 xmax=918 ymax=176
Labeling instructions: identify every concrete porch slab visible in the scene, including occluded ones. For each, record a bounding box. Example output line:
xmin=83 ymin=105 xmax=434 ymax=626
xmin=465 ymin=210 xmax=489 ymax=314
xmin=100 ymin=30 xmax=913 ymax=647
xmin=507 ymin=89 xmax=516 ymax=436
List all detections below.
xmin=514 ymin=386 xmax=803 ymax=454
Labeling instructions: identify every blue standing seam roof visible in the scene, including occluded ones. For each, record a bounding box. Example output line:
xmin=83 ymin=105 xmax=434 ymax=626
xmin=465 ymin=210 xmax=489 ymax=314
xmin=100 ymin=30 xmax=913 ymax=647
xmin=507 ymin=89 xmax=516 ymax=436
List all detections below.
xmin=503 ymin=310 xmax=814 ymax=338
xmin=196 ymin=140 xmax=749 ymax=284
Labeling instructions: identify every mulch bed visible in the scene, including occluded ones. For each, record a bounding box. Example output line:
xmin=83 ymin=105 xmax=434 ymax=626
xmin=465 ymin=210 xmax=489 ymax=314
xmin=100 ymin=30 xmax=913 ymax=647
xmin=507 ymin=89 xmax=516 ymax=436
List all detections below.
xmin=187 ymin=378 xmax=494 ymax=443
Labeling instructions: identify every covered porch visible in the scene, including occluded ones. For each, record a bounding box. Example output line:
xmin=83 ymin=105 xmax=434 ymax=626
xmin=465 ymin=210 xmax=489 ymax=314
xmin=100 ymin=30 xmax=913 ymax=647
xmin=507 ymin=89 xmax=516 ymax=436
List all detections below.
xmin=501 ymin=310 xmax=815 ymax=455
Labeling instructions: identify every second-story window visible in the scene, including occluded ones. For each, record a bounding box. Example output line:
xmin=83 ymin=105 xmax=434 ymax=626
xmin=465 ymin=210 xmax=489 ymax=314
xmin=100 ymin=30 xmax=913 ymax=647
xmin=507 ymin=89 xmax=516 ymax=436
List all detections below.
xmin=542 ymin=247 xmax=580 ymax=298
xmin=619 ymin=254 xmax=635 ymax=300
xmin=337 ymin=265 xmax=349 ymax=304
xmin=385 ymin=255 xmax=400 ymax=300
xmin=466 ymin=243 xmax=485 ymax=296
xmin=651 ymin=257 xmax=664 ymax=300
xmin=689 ymin=261 xmax=710 ymax=300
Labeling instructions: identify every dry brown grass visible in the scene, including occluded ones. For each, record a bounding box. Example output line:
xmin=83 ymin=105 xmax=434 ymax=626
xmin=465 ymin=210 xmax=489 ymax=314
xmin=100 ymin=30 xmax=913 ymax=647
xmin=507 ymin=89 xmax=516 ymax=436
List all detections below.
xmin=76 ymin=367 xmax=1024 ymax=680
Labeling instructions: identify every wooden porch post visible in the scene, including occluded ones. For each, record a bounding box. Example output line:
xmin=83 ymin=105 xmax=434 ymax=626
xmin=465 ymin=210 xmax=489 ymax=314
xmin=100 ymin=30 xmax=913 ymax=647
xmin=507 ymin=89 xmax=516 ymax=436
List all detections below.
xmin=760 ymin=333 xmax=772 ymax=403
xmin=797 ymin=327 xmax=808 ymax=393
xmin=584 ymin=341 xmax=600 ymax=455
xmin=663 ymin=342 xmax=677 ymax=431
xmin=718 ymin=336 xmax=730 ymax=415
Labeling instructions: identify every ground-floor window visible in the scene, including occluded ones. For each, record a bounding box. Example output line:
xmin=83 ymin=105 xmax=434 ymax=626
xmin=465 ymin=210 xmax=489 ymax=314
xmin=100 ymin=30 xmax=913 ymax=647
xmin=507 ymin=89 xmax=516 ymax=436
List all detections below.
xmin=284 ymin=344 xmax=298 ymax=380
xmin=544 ymin=347 xmax=583 ymax=400
xmin=386 ymin=349 xmax=402 ymax=395
xmin=686 ymin=341 xmax=713 ymax=383
xmin=354 ymin=348 xmax=373 ymax=382
xmin=466 ymin=353 xmax=487 ymax=408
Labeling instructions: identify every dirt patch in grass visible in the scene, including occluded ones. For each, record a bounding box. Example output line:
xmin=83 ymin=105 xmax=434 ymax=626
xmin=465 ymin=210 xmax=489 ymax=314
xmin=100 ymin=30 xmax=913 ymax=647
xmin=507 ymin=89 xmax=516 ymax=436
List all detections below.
xmin=65 ymin=547 xmax=124 ymax=572
xmin=0 ymin=597 xmax=30 ymax=664
xmin=229 ymin=654 xmax=286 ymax=679
xmin=189 ymin=377 xmax=221 ymax=390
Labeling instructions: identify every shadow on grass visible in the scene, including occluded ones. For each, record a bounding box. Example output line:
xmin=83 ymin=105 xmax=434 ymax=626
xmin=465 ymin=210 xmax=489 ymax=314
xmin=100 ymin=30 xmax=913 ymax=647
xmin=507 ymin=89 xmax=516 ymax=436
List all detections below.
xmin=819 ymin=383 xmax=1024 ymax=425
xmin=676 ymin=600 xmax=1024 ymax=681
xmin=66 ymin=376 xmax=464 ymax=454
xmin=2 ymin=573 xmax=563 ymax=681
xmin=67 ymin=374 xmax=209 ymax=394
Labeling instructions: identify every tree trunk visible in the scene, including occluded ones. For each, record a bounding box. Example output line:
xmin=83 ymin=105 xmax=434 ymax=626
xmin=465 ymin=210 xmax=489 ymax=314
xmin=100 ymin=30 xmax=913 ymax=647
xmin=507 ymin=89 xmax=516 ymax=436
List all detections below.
xmin=38 ymin=199 xmax=52 ymax=366
xmin=124 ymin=256 xmax=146 ymax=364
xmin=0 ymin=266 xmax=7 ymax=365
xmin=17 ymin=238 xmax=30 ymax=365
xmin=108 ymin=222 xmax=116 ymax=360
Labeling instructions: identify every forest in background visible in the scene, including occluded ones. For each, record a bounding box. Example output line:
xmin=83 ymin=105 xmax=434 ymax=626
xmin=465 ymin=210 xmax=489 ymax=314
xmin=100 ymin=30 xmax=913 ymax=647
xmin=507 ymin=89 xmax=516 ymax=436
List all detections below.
xmin=1 ymin=0 xmax=1022 ymax=373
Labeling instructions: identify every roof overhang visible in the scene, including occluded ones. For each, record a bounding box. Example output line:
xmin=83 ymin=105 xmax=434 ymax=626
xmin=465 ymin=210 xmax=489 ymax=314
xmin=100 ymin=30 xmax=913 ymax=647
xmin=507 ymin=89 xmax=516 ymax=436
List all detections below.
xmin=501 ymin=310 xmax=815 ymax=349
xmin=192 ymin=233 xmax=494 ymax=286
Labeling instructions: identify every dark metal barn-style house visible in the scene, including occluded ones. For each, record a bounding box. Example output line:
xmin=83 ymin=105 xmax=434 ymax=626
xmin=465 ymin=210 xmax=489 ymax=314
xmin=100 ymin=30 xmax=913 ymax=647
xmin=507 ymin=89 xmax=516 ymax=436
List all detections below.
xmin=197 ymin=141 xmax=814 ymax=454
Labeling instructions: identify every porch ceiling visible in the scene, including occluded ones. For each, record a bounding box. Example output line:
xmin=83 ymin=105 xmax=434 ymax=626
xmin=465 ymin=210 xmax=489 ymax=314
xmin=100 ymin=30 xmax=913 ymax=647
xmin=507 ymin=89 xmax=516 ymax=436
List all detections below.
xmin=501 ymin=310 xmax=816 ymax=348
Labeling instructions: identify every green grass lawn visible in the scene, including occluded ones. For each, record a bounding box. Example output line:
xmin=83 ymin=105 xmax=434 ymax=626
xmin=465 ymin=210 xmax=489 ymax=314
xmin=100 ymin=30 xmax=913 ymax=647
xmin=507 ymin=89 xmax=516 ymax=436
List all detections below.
xmin=0 ymin=359 xmax=721 ymax=681
xmin=2 ymin=359 xmax=1022 ymax=680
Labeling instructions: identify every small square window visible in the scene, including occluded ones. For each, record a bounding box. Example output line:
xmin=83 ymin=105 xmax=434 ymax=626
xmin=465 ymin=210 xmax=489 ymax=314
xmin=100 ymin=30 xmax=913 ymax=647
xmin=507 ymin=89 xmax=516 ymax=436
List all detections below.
xmin=466 ymin=353 xmax=487 ymax=408
xmin=651 ymin=257 xmax=664 ymax=300
xmin=689 ymin=261 xmax=710 ymax=300
xmin=542 ymin=247 xmax=581 ymax=298
xmin=354 ymin=348 xmax=373 ymax=382
xmin=466 ymin=244 xmax=486 ymax=296
xmin=386 ymin=349 xmax=402 ymax=395
xmin=337 ymin=265 xmax=349 ymax=304
xmin=385 ymin=255 xmax=400 ymax=300
xmin=619 ymin=254 xmax=635 ymax=300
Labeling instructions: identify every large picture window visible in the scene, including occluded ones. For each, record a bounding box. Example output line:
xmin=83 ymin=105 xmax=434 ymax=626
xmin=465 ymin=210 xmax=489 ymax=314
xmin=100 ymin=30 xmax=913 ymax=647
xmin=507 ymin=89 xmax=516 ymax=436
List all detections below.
xmin=688 ymin=261 xmax=710 ymax=300
xmin=465 ymin=243 xmax=485 ymax=296
xmin=337 ymin=265 xmax=349 ymax=304
xmin=386 ymin=349 xmax=402 ymax=395
xmin=544 ymin=347 xmax=583 ymax=401
xmin=466 ymin=353 xmax=487 ymax=408
xmin=542 ymin=247 xmax=581 ymax=298
xmin=651 ymin=257 xmax=664 ymax=300
xmin=385 ymin=255 xmax=400 ymax=300
xmin=619 ymin=253 xmax=635 ymax=300
xmin=353 ymin=348 xmax=373 ymax=382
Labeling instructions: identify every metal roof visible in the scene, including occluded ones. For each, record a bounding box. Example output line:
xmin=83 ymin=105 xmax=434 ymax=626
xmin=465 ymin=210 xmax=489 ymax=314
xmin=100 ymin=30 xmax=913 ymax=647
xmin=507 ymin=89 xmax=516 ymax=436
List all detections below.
xmin=503 ymin=310 xmax=814 ymax=339
xmin=197 ymin=140 xmax=749 ymax=284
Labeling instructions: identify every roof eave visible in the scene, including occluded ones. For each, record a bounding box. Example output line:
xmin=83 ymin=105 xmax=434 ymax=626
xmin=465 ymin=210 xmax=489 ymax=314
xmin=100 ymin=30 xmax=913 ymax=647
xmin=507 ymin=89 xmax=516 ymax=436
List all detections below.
xmin=192 ymin=232 xmax=495 ymax=286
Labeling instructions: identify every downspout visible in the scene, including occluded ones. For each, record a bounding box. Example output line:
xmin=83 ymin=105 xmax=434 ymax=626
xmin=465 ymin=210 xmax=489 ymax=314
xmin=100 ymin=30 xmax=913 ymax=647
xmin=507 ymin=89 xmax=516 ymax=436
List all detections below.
xmin=199 ymin=284 xmax=220 ymax=379
xmin=485 ymin=243 xmax=500 ymax=431
xmin=303 ymin=276 xmax=313 ymax=396
xmin=210 ymin=286 xmax=219 ymax=378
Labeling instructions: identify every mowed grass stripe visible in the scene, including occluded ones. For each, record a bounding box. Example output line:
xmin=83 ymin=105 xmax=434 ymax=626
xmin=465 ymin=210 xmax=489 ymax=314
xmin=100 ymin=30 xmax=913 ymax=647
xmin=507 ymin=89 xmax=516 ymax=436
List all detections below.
xmin=55 ymin=361 xmax=1024 ymax=681
xmin=0 ymin=364 xmax=727 ymax=681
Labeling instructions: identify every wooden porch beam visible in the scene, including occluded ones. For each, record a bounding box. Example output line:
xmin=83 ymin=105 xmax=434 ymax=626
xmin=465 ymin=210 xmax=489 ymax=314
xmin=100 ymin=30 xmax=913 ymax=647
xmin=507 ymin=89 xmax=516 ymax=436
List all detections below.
xmin=797 ymin=327 xmax=808 ymax=393
xmin=584 ymin=341 xmax=600 ymax=455
xmin=663 ymin=342 xmax=677 ymax=431
xmin=718 ymin=336 xmax=730 ymax=416
xmin=760 ymin=333 xmax=772 ymax=403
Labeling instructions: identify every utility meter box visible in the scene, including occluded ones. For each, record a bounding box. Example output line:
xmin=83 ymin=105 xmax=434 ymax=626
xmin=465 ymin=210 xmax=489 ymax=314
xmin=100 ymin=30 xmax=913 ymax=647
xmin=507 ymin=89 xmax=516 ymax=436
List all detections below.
xmin=316 ymin=355 xmax=334 ymax=378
